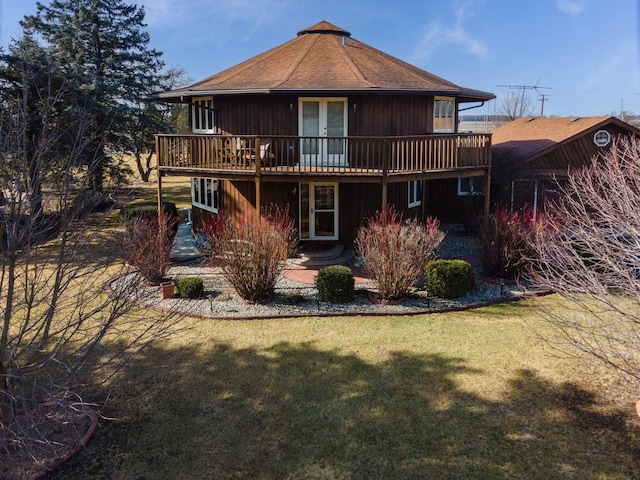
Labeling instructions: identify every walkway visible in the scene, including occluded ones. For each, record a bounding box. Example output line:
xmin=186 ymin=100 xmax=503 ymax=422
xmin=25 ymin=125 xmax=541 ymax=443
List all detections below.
xmin=170 ymin=222 xmax=482 ymax=286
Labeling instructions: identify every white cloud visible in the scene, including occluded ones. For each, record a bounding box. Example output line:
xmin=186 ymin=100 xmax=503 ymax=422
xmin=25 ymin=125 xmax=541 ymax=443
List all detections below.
xmin=557 ymin=0 xmax=586 ymax=15
xmin=412 ymin=2 xmax=487 ymax=64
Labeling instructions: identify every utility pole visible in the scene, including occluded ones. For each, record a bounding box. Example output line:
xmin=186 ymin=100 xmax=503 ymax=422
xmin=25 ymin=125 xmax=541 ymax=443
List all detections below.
xmin=538 ymin=94 xmax=550 ymax=117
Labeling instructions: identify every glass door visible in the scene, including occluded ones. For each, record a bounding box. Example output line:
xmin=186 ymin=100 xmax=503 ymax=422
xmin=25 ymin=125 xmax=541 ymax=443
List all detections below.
xmin=299 ymin=183 xmax=339 ymax=240
xmin=299 ymin=98 xmax=347 ymax=166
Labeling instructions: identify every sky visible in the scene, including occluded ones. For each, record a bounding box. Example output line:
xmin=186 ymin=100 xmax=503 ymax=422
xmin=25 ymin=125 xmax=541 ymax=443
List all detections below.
xmin=1 ymin=0 xmax=639 ymax=118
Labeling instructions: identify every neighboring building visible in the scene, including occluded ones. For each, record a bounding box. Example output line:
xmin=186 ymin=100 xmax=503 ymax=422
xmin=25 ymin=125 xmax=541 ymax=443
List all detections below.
xmin=491 ymin=116 xmax=640 ymax=213
xmin=153 ymin=21 xmax=494 ymax=246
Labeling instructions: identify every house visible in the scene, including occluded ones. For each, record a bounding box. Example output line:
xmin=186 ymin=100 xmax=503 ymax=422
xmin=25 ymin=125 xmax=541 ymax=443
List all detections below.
xmin=153 ymin=21 xmax=495 ymax=247
xmin=491 ymin=116 xmax=640 ymax=213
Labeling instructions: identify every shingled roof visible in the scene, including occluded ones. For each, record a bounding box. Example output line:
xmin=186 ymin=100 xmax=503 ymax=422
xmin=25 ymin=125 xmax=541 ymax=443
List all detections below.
xmin=492 ymin=116 xmax=639 ymax=164
xmin=155 ymin=21 xmax=494 ymax=102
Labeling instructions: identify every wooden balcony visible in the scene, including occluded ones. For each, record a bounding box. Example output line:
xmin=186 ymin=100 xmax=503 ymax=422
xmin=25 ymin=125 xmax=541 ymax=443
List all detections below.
xmin=155 ymin=133 xmax=491 ymax=183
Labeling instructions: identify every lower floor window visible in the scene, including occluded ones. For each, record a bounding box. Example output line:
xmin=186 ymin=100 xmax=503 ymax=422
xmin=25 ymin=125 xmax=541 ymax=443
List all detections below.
xmin=408 ymin=180 xmax=422 ymax=208
xmin=192 ymin=177 xmax=219 ymax=212
xmin=458 ymin=177 xmax=485 ymax=196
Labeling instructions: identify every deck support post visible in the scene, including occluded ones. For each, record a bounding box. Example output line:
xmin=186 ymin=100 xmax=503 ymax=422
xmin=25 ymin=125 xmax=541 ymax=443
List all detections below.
xmin=483 ymin=166 xmax=491 ymax=230
xmin=254 ymin=138 xmax=262 ymax=219
xmin=381 ymin=148 xmax=389 ymax=225
xmin=156 ymin=135 xmax=163 ymax=214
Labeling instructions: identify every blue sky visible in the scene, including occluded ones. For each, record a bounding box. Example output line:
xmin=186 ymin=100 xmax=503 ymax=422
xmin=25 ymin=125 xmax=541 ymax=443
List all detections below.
xmin=1 ymin=0 xmax=638 ymax=117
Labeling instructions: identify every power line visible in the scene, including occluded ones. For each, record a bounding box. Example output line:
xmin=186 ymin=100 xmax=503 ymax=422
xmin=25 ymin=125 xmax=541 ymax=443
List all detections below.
xmin=496 ymin=79 xmax=553 ymax=117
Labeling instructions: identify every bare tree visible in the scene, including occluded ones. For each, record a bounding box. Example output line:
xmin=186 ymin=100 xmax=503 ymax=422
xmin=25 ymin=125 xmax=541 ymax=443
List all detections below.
xmin=495 ymin=90 xmax=535 ymax=126
xmin=524 ymin=135 xmax=640 ymax=384
xmin=0 ymin=50 xmax=182 ymax=478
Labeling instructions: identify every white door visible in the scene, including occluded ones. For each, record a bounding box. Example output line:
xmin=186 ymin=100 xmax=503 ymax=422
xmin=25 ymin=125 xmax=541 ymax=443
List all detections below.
xmin=299 ymin=183 xmax=339 ymax=240
xmin=299 ymin=98 xmax=347 ymax=166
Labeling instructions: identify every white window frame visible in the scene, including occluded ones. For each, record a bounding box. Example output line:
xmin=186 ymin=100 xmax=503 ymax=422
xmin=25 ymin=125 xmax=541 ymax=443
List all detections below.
xmin=408 ymin=180 xmax=422 ymax=208
xmin=191 ymin=96 xmax=216 ymax=133
xmin=192 ymin=177 xmax=219 ymax=213
xmin=458 ymin=177 xmax=485 ymax=196
xmin=594 ymin=129 xmax=611 ymax=147
xmin=434 ymin=96 xmax=455 ymax=133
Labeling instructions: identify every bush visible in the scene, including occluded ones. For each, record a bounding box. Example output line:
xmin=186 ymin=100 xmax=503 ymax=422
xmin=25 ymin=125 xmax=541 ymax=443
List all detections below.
xmin=202 ymin=205 xmax=297 ymax=303
xmin=424 ymin=259 xmax=474 ymax=299
xmin=177 ymin=277 xmax=204 ymax=298
xmin=479 ymin=206 xmax=543 ymax=279
xmin=355 ymin=206 xmax=445 ymax=300
xmin=122 ymin=209 xmax=176 ymax=284
xmin=119 ymin=201 xmax=179 ymax=237
xmin=315 ymin=265 xmax=355 ymax=303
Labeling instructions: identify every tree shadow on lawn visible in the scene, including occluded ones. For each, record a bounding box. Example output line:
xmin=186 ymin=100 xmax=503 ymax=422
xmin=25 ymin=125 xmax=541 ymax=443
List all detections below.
xmin=53 ymin=341 xmax=640 ymax=479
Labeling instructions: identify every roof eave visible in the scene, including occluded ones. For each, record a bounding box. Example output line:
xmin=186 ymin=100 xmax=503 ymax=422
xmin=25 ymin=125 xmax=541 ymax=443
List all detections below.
xmin=152 ymin=88 xmax=495 ymax=102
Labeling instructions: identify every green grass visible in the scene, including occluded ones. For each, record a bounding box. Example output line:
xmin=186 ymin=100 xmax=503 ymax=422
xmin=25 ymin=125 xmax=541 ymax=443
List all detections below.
xmin=52 ymin=301 xmax=640 ymax=479
xmin=41 ymin=171 xmax=640 ymax=478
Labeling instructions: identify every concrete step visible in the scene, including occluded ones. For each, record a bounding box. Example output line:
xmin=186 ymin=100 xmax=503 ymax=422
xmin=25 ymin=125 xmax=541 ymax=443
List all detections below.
xmin=289 ymin=246 xmax=354 ymax=267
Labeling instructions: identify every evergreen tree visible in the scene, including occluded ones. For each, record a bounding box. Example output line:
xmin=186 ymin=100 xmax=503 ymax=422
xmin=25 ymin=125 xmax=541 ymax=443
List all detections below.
xmin=21 ymin=0 xmax=165 ymax=190
xmin=0 ymin=36 xmax=71 ymax=218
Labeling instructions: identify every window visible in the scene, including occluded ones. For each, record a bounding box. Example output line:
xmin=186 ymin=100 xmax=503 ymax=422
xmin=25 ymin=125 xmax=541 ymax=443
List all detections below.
xmin=594 ymin=130 xmax=611 ymax=147
xmin=191 ymin=97 xmax=216 ymax=133
xmin=458 ymin=177 xmax=485 ymax=196
xmin=408 ymin=180 xmax=422 ymax=208
xmin=192 ymin=178 xmax=219 ymax=212
xmin=434 ymin=96 xmax=455 ymax=133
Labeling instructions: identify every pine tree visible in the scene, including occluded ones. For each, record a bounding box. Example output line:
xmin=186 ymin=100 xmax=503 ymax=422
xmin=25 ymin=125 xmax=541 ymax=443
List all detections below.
xmin=21 ymin=0 xmax=165 ymax=190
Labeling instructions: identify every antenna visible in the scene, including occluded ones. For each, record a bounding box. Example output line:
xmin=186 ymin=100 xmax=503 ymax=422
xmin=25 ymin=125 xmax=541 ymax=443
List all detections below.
xmin=496 ymin=78 xmax=552 ymax=117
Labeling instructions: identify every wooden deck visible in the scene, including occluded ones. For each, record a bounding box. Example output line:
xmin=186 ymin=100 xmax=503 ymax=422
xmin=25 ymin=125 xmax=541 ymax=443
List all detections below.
xmin=155 ymin=134 xmax=491 ymax=182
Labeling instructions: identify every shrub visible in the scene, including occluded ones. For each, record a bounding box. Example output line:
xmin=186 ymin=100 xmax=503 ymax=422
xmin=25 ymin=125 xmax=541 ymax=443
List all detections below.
xmin=479 ymin=206 xmax=544 ymax=279
xmin=316 ymin=265 xmax=355 ymax=303
xmin=355 ymin=206 xmax=445 ymax=300
xmin=177 ymin=277 xmax=204 ymax=298
xmin=119 ymin=201 xmax=179 ymax=237
xmin=122 ymin=209 xmax=176 ymax=284
xmin=424 ymin=259 xmax=474 ymax=299
xmin=203 ymin=205 xmax=297 ymax=303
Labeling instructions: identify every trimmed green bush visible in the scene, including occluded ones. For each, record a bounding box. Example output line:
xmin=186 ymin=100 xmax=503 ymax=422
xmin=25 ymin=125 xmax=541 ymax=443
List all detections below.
xmin=315 ymin=265 xmax=355 ymax=303
xmin=424 ymin=259 xmax=474 ymax=299
xmin=177 ymin=277 xmax=204 ymax=299
xmin=119 ymin=201 xmax=179 ymax=236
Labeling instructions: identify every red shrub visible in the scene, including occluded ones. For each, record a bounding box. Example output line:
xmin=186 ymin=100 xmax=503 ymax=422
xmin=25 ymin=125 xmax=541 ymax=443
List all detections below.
xmin=123 ymin=209 xmax=176 ymax=284
xmin=203 ymin=206 xmax=297 ymax=303
xmin=479 ymin=206 xmax=544 ymax=279
xmin=355 ymin=206 xmax=445 ymax=300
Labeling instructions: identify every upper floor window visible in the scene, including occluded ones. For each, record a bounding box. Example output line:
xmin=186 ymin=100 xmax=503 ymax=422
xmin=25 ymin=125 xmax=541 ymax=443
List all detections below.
xmin=192 ymin=177 xmax=219 ymax=212
xmin=458 ymin=177 xmax=485 ymax=196
xmin=408 ymin=180 xmax=422 ymax=208
xmin=434 ymin=96 xmax=455 ymax=133
xmin=191 ymin=97 xmax=216 ymax=133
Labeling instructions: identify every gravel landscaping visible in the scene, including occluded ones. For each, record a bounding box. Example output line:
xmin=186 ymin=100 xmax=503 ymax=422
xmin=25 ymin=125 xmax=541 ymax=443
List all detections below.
xmin=113 ymin=229 xmax=526 ymax=319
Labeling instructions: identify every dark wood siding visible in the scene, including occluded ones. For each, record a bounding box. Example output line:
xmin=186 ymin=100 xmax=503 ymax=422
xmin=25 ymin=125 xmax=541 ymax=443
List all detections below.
xmin=528 ymin=125 xmax=635 ymax=170
xmin=210 ymin=94 xmax=440 ymax=138
xmin=425 ymin=178 xmax=484 ymax=225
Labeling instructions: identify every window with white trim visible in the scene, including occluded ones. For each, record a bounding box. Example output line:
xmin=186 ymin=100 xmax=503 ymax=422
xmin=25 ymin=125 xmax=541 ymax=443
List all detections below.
xmin=434 ymin=96 xmax=455 ymax=133
xmin=408 ymin=180 xmax=422 ymax=208
xmin=191 ymin=97 xmax=216 ymax=133
xmin=192 ymin=177 xmax=219 ymax=212
xmin=594 ymin=130 xmax=611 ymax=147
xmin=458 ymin=177 xmax=485 ymax=196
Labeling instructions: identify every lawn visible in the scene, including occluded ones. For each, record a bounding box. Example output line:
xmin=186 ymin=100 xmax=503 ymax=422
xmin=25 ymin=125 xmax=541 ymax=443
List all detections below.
xmin=28 ymin=170 xmax=640 ymax=479
xmin=49 ymin=302 xmax=640 ymax=479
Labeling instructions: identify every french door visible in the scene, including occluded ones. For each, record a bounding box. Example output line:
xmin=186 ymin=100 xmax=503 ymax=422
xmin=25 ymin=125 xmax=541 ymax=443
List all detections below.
xmin=299 ymin=183 xmax=339 ymax=241
xmin=299 ymin=98 xmax=348 ymax=166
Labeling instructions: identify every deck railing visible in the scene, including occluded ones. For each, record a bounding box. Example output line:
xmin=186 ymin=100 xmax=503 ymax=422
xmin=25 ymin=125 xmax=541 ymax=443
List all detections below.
xmin=155 ymin=133 xmax=491 ymax=176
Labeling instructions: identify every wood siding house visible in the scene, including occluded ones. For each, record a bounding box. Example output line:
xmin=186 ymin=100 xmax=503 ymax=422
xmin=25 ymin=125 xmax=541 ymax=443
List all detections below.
xmin=491 ymin=116 xmax=640 ymax=212
xmin=153 ymin=21 xmax=495 ymax=246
